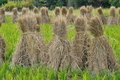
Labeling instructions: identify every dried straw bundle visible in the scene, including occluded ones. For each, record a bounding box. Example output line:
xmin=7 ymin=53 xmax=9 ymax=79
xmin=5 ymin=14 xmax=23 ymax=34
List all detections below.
xmin=47 ymin=16 xmax=73 ymax=71
xmin=72 ymin=17 xmax=90 ymax=70
xmin=86 ymin=5 xmax=93 ymax=20
xmin=86 ymin=5 xmax=92 ymax=14
xmin=54 ymin=7 xmax=61 ymax=17
xmin=33 ymin=7 xmax=39 ymax=14
xmin=80 ymin=6 xmax=87 ymax=16
xmin=61 ymin=7 xmax=67 ymax=16
xmin=35 ymin=14 xmax=41 ymax=32
xmin=12 ymin=8 xmax=18 ymax=23
xmin=40 ymin=7 xmax=50 ymax=24
xmin=88 ymin=17 xmax=118 ymax=74
xmin=66 ymin=7 xmax=75 ymax=24
xmin=0 ymin=8 xmax=5 ymax=23
xmin=117 ymin=8 xmax=120 ymax=25
xmin=11 ymin=13 xmax=45 ymax=67
xmin=107 ymin=6 xmax=117 ymax=25
xmin=0 ymin=35 xmax=5 ymax=64
xmin=45 ymin=7 xmax=50 ymax=23
xmin=97 ymin=7 xmax=107 ymax=25
xmin=22 ymin=7 xmax=29 ymax=15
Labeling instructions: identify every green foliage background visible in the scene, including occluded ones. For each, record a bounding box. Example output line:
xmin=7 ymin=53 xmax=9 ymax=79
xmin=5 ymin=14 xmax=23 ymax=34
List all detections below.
xmin=0 ymin=0 xmax=120 ymax=10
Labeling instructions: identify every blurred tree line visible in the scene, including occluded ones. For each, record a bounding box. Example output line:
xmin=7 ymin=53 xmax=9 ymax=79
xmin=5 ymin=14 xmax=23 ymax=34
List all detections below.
xmin=0 ymin=0 xmax=120 ymax=9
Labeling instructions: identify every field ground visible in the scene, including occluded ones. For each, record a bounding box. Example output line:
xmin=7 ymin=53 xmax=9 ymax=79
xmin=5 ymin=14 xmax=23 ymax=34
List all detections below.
xmin=0 ymin=10 xmax=120 ymax=79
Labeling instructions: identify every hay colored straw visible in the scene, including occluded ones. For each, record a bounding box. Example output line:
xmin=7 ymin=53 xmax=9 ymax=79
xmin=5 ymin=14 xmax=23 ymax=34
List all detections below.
xmin=22 ymin=7 xmax=29 ymax=15
xmin=107 ymin=6 xmax=117 ymax=25
xmin=11 ymin=13 xmax=45 ymax=67
xmin=72 ymin=17 xmax=90 ymax=70
xmin=86 ymin=5 xmax=93 ymax=20
xmin=88 ymin=17 xmax=118 ymax=74
xmin=47 ymin=16 xmax=73 ymax=71
xmin=61 ymin=7 xmax=67 ymax=16
xmin=0 ymin=35 xmax=6 ymax=64
xmin=54 ymin=7 xmax=61 ymax=17
xmin=117 ymin=8 xmax=120 ymax=25
xmin=33 ymin=7 xmax=39 ymax=14
xmin=12 ymin=8 xmax=18 ymax=23
xmin=80 ymin=6 xmax=87 ymax=16
xmin=40 ymin=7 xmax=50 ymax=24
xmin=97 ymin=7 xmax=107 ymax=25
xmin=66 ymin=7 xmax=75 ymax=24
xmin=0 ymin=8 xmax=5 ymax=23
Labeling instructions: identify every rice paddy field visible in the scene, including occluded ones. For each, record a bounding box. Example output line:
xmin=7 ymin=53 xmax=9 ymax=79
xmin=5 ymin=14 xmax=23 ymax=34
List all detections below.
xmin=0 ymin=9 xmax=120 ymax=80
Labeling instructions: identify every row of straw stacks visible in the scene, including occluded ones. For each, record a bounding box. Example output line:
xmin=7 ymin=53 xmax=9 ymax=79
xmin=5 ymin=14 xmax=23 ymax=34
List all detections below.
xmin=0 ymin=6 xmax=119 ymax=75
xmin=1 ymin=6 xmax=120 ymax=25
xmin=5 ymin=9 xmax=117 ymax=75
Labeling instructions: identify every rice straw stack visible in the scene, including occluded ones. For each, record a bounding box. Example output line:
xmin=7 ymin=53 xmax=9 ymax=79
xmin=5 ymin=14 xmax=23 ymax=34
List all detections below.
xmin=88 ymin=17 xmax=118 ymax=74
xmin=72 ymin=17 xmax=90 ymax=70
xmin=12 ymin=8 xmax=18 ymax=23
xmin=61 ymin=7 xmax=67 ymax=16
xmin=11 ymin=13 xmax=45 ymax=67
xmin=107 ymin=6 xmax=117 ymax=25
xmin=47 ymin=16 xmax=73 ymax=71
xmin=97 ymin=7 xmax=107 ymax=25
xmin=66 ymin=7 xmax=75 ymax=24
xmin=33 ymin=7 xmax=39 ymax=14
xmin=0 ymin=8 xmax=5 ymax=23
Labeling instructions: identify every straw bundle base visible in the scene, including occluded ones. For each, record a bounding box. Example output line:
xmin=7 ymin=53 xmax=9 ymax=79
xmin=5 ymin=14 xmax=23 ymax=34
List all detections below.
xmin=88 ymin=36 xmax=117 ymax=74
xmin=72 ymin=32 xmax=90 ymax=70
xmin=107 ymin=17 xmax=117 ymax=25
xmin=41 ymin=16 xmax=50 ymax=24
xmin=67 ymin=14 xmax=75 ymax=24
xmin=47 ymin=36 xmax=73 ymax=71
xmin=117 ymin=16 xmax=120 ymax=25
xmin=11 ymin=32 xmax=45 ymax=67
xmin=99 ymin=14 xmax=107 ymax=25
xmin=0 ymin=15 xmax=5 ymax=23
xmin=86 ymin=13 xmax=92 ymax=20
xmin=13 ymin=15 xmax=18 ymax=23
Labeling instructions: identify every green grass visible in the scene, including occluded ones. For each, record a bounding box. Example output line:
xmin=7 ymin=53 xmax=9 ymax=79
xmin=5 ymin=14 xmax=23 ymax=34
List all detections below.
xmin=0 ymin=15 xmax=120 ymax=80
